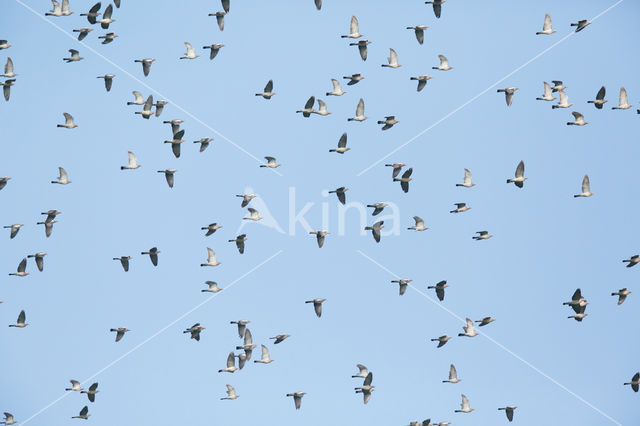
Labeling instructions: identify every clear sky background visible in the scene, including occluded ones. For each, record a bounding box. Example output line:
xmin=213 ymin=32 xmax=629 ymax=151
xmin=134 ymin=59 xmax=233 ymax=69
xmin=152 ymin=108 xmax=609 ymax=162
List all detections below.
xmin=1 ymin=0 xmax=639 ymax=425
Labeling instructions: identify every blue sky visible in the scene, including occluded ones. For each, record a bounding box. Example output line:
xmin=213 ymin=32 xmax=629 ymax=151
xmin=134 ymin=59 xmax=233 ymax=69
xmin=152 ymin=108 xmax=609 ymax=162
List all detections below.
xmin=1 ymin=0 xmax=639 ymax=424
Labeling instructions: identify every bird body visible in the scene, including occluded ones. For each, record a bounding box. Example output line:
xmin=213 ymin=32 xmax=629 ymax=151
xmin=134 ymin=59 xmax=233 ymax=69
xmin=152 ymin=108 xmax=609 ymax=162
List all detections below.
xmin=309 ymin=230 xmax=330 ymax=248
xmin=202 ymin=281 xmax=223 ymax=293
xmin=326 ymin=79 xmax=346 ymax=96
xmin=427 ymin=280 xmax=448 ymax=301
xmin=587 ymin=86 xmax=607 ymax=109
xmin=408 ymin=216 xmax=428 ymax=231
xmin=110 ymin=327 xmax=130 ymax=342
xmin=567 ymin=111 xmax=588 ymax=126
xmin=184 ymin=323 xmax=205 ymax=341
xmin=121 ymin=151 xmax=141 ymax=170
xmin=203 ymin=44 xmax=224 ymax=60
xmin=411 ymin=75 xmax=432 ymax=92
xmin=455 ymin=394 xmax=474 ymax=413
xmin=611 ymin=288 xmax=631 ymax=305
xmin=443 ymin=364 xmax=460 ymax=383
xmin=473 ymin=230 xmax=492 ymax=240
xmin=260 ymin=156 xmax=280 ymax=168
xmin=378 ymin=116 xmax=399 ymax=130
xmin=450 ymin=203 xmax=471 ymax=214
xmin=612 ymin=87 xmax=632 ymax=110
xmin=218 ymin=351 xmax=239 ymax=373
xmin=134 ymin=58 xmax=155 ymax=77
xmin=349 ymin=40 xmax=372 ymax=61
xmin=286 ymin=392 xmax=306 ymax=410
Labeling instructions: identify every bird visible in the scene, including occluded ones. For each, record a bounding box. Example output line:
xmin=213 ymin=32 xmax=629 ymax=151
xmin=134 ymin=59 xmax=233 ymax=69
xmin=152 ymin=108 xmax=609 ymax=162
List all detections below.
xmin=354 ymin=372 xmax=375 ymax=404
xmin=134 ymin=58 xmax=155 ymax=77
xmin=506 ymin=160 xmax=526 ymax=188
xmin=0 ymin=79 xmax=15 ymax=101
xmin=341 ymin=16 xmax=363 ymax=38
xmin=611 ymin=288 xmax=631 ymax=305
xmin=348 ymin=98 xmax=367 ymax=121
xmin=311 ymin=99 xmax=331 ymax=116
xmin=296 ymin=96 xmax=315 ymax=117
xmin=343 ymin=73 xmax=365 ymax=85
xmin=201 ymin=248 xmax=221 ymax=267
xmin=328 ymin=187 xmax=348 ymax=204
xmin=536 ymin=13 xmax=556 ymax=35
xmin=0 ymin=176 xmax=11 ymax=190
xmin=121 ymin=151 xmax=141 ymax=170
xmin=473 ymin=230 xmax=493 ymax=240
xmin=140 ymin=247 xmax=160 ymax=266
xmin=536 ymin=81 xmax=556 ymax=101
xmin=57 ymin=112 xmax=78 ymax=128
xmin=394 ymin=168 xmax=413 ymax=193
xmin=236 ymin=328 xmax=257 ymax=359
xmin=587 ymin=86 xmax=607 ymax=109
xmin=113 ymin=256 xmax=131 ymax=272
xmin=410 ymin=75 xmax=432 ymax=92
xmin=385 ymin=163 xmax=406 ymax=178
xmin=81 ymin=383 xmax=99 ymax=402
xmin=407 ymin=25 xmax=428 ymax=44
xmin=349 ymin=40 xmax=372 ymax=61
xmin=367 ymin=202 xmax=388 ymax=216
xmin=242 ymin=208 xmax=262 ymax=222
xmin=612 ymin=87 xmax=632 ymax=110
xmin=229 ymin=234 xmax=247 ymax=254
xmin=9 ymin=258 xmax=28 ymax=277
xmin=256 ymin=79 xmax=275 ymax=98
xmin=382 ymin=48 xmax=401 ymax=68
xmin=378 ymin=116 xmax=399 ymax=130
xmin=624 ymin=372 xmax=640 ymax=392
xmin=443 ymin=364 xmax=461 ymax=383
xmin=27 ymin=253 xmax=47 ymax=272
xmin=202 ymin=281 xmax=223 ymax=293
xmin=230 ymin=320 xmax=250 ymax=338
xmin=95 ymin=3 xmax=114 ymax=28
xmin=0 ymin=40 xmax=11 ymax=50
xmin=391 ymin=278 xmax=412 ymax=296
xmin=180 ymin=42 xmax=199 ymax=59
xmin=203 ymin=43 xmax=224 ymax=60
xmin=221 ymin=384 xmax=239 ymax=400
xmin=475 ymin=317 xmax=496 ymax=326
xmin=425 ymin=0 xmax=446 ymax=18
xmin=136 ymin=95 xmax=155 ymax=119
xmin=236 ymin=194 xmax=256 ymax=208
xmin=365 ymin=221 xmax=384 ymax=243
xmin=552 ymin=90 xmax=572 ymax=109
xmin=351 ymin=364 xmax=369 ymax=379
xmin=208 ymin=11 xmax=226 ymax=31
xmin=66 ymin=380 xmax=84 ymax=392
xmin=4 ymin=224 xmax=23 ymax=239
xmin=427 ymin=280 xmax=448 ymax=301
xmin=127 ymin=91 xmax=144 ymax=106
xmin=551 ymin=80 xmax=567 ymax=92
xmin=458 ymin=318 xmax=478 ymax=337
xmin=455 ymin=394 xmax=474 ymax=413
xmin=270 ymin=334 xmax=290 ymax=344
xmin=157 ymin=169 xmax=177 ymax=188
xmin=164 ymin=130 xmax=185 ymax=158
xmin=37 ymin=219 xmax=57 ymax=238
xmin=96 ymin=74 xmax=115 ymax=92
xmin=1 ymin=412 xmax=16 ymax=425
xmin=563 ymin=288 xmax=588 ymax=313
xmin=194 ymin=137 xmax=212 ymax=152
xmin=431 ymin=335 xmax=451 ymax=348
xmin=573 ymin=175 xmax=593 ymax=197
xmin=305 ymin=298 xmax=326 ymax=318
xmin=286 ymin=392 xmax=306 ymax=410
xmin=46 ymin=0 xmax=73 ymax=16
xmin=456 ymin=168 xmax=475 ymax=188
xmin=309 ymin=231 xmax=330 ymax=248
xmin=408 ymin=216 xmax=428 ymax=231
xmin=498 ymin=406 xmax=517 ymax=422
xmin=622 ymin=255 xmax=640 ymax=268
xmin=98 ymin=32 xmax=118 ymax=44
xmin=497 ymin=87 xmax=518 ymax=106
xmin=567 ymin=111 xmax=588 ymax=126
xmin=1 ymin=57 xmax=16 ymax=78
xmin=450 ymin=203 xmax=471 ymax=213
xmin=63 ymin=49 xmax=83 ymax=63
xmin=80 ymin=2 xmax=101 ymax=24
xmin=8 ymin=310 xmax=27 ymax=328
xmin=72 ymin=406 xmax=90 ymax=420
xmin=433 ymin=54 xmax=452 ymax=70
xmin=260 ymin=156 xmax=280 ymax=168
xmin=329 ymin=133 xmax=350 ymax=154
xmin=254 ymin=344 xmax=273 ymax=364
xmin=218 ymin=351 xmax=239 ymax=373
xmin=110 ymin=327 xmax=130 ymax=342
xmin=184 ymin=323 xmax=205 ymax=341
xmin=571 ymin=19 xmax=591 ymax=32
xmin=51 ymin=166 xmax=71 ymax=185
xmin=326 ymin=79 xmax=346 ymax=96
xmin=201 ymin=223 xmax=222 ymax=236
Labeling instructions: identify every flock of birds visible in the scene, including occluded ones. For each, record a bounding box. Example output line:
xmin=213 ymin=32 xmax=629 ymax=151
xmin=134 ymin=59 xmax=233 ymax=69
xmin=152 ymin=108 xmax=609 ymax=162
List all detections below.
xmin=1 ymin=0 xmax=638 ymax=425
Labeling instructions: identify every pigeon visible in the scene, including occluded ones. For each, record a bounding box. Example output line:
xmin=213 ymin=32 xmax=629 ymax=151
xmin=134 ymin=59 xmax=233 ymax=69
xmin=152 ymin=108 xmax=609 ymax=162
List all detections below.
xmin=1 ymin=413 xmax=16 ymax=425
xmin=385 ymin=163 xmax=406 ymax=178
xmin=230 ymin=320 xmax=250 ymax=338
xmin=475 ymin=317 xmax=496 ymax=326
xmin=235 ymin=328 xmax=257 ymax=359
xmin=328 ymin=187 xmax=348 ymax=204
xmin=305 ymin=298 xmax=326 ymax=318
xmin=326 ymin=79 xmax=346 ymax=96
xmin=4 ymin=224 xmax=23 ymax=239
xmin=506 ymin=161 xmax=526 ymax=188
xmin=98 ymin=32 xmax=118 ymax=44
xmin=208 ymin=11 xmax=226 ymax=31
xmin=574 ymin=175 xmax=593 ymax=197
xmin=201 ymin=248 xmax=221 ymax=266
xmin=391 ymin=278 xmax=412 ymax=296
xmin=221 ymin=0 xmax=230 ymax=13
xmin=203 ymin=44 xmax=224 ymax=60
xmin=236 ymin=194 xmax=256 ymax=208
xmin=110 ymin=327 xmax=130 ymax=342
xmin=243 ymin=208 xmax=262 ymax=221
xmin=571 ymin=19 xmax=591 ymax=32
xmin=81 ymin=383 xmax=99 ymax=402
xmin=27 ymin=252 xmax=47 ymax=272
xmin=135 ymin=95 xmax=154 ymax=119
xmin=443 ymin=364 xmax=461 ymax=383
xmin=431 ymin=335 xmax=451 ymax=348
xmin=348 ymin=98 xmax=367 ymax=121
xmin=201 ymin=223 xmax=222 ymax=236
xmin=184 ymin=323 xmax=205 ymax=341
xmin=497 ymin=87 xmax=518 ymax=106
xmin=1 ymin=57 xmax=17 ymax=78
xmin=121 ymin=151 xmax=141 ymax=170
xmin=8 ymin=310 xmax=27 ymax=327
xmin=286 ymin=392 xmax=306 ymax=410
xmin=80 ymin=2 xmax=101 ymax=24
xmin=425 ymin=0 xmax=446 ymax=18
xmin=254 ymin=344 xmax=273 ymax=364
xmin=202 ymin=281 xmax=223 ymax=293
xmin=163 ymin=119 xmax=184 ymax=136
xmin=408 ymin=216 xmax=428 ymax=231
xmin=623 ymin=255 xmax=639 ymax=268
xmin=364 ymin=221 xmax=384 ymax=243
xmin=458 ymin=318 xmax=478 ymax=337
xmin=456 ymin=168 xmax=475 ymax=187
xmin=0 ymin=79 xmax=15 ymax=101
xmin=221 ymin=384 xmax=239 ymax=400
xmin=624 ymin=372 xmax=640 ymax=392
xmin=270 ymin=334 xmax=290 ymax=344
xmin=381 ymin=48 xmax=401 ymax=68
xmin=473 ymin=230 xmax=492 ymax=240
xmin=180 ymin=42 xmax=199 ymax=59
xmin=260 ymin=156 xmax=280 ymax=168
xmin=407 ymin=25 xmax=428 ymax=44
xmin=611 ymin=288 xmax=631 ymax=305
xmin=296 ymin=96 xmax=315 ymax=117
xmin=352 ymin=364 xmax=369 ymax=378
xmin=498 ymin=406 xmax=517 ymax=422
xmin=229 ymin=234 xmax=247 ymax=254
xmin=587 ymin=86 xmax=607 ymax=109
xmin=66 ymin=380 xmax=84 ymax=392
xmin=552 ymin=90 xmax=572 ymax=109
xmin=354 ymin=372 xmax=375 ymax=404
xmin=349 ymin=40 xmax=372 ymax=61
xmin=536 ymin=13 xmax=556 ymax=35
xmin=341 ymin=16 xmax=363 ymax=39
xmin=63 ymin=49 xmax=83 ymax=63
xmin=157 ymin=169 xmax=177 ymax=188
xmin=218 ymin=351 xmax=239 ymax=373
xmin=113 ymin=256 xmax=131 ymax=272
xmin=51 ymin=166 xmax=71 ymax=184
xmin=343 ymin=73 xmax=365 ymax=85
xmin=432 ymin=54 xmax=453 ymax=70
xmin=427 ymin=280 xmax=448 ymax=301
xmin=309 ymin=231 xmax=330 ymax=248
xmin=311 ymin=99 xmax=331 ymax=116
xmin=194 ymin=137 xmax=212 ymax=152
xmin=367 ymin=202 xmax=388 ymax=216
xmin=140 ymin=247 xmax=160 ymax=266
xmin=57 ymin=112 xmax=78 ymax=128
xmin=450 ymin=203 xmax=471 ymax=213
xmin=96 ymin=3 xmax=115 ymax=28
xmin=36 ymin=219 xmax=57 ymax=238
xmin=377 ymin=116 xmax=399 ymax=130
xmin=536 ymin=82 xmax=556 ymax=101
xmin=394 ymin=168 xmax=413 ymax=193
xmin=46 ymin=0 xmax=73 ymax=16
xmin=329 ymin=133 xmax=350 ymax=154
xmin=154 ymin=100 xmax=168 ymax=117
xmin=0 ymin=40 xmax=11 ymax=50
xmin=127 ymin=91 xmax=144 ymax=105
xmin=410 ymin=75 xmax=432 ymax=92
xmin=567 ymin=111 xmax=588 ymax=126
xmin=0 ymin=177 xmax=12 ymax=191
xmin=612 ymin=87 xmax=632 ymax=110
xmin=455 ymin=394 xmax=474 ymax=413
xmin=71 ymin=406 xmax=90 ymax=420
xmin=134 ymin=58 xmax=155 ymax=77
xmin=255 ymin=80 xmax=275 ymax=98
xmin=96 ymin=74 xmax=115 ymax=92
xmin=164 ymin=129 xmax=185 ymax=158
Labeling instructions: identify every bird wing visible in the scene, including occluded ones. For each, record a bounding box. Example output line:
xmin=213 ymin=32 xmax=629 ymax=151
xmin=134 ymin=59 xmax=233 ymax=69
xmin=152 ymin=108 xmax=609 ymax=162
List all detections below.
xmin=89 ymin=383 xmax=98 ymax=391
xmin=244 ymin=328 xmax=253 ymax=345
xmin=17 ymin=257 xmax=27 ymax=272
xmin=356 ymin=98 xmax=365 ymax=116
xmin=143 ymin=95 xmax=154 ymax=111
xmin=338 ymin=132 xmax=347 ymax=148
xmin=515 ymin=161 xmax=524 ymax=178
xmin=465 ymin=318 xmax=475 ymax=334
xmin=372 ymin=227 xmax=381 ymax=242
xmin=559 ymin=90 xmax=568 ymax=105
xmin=358 ymin=43 xmax=368 ymax=60
xmin=265 ymin=156 xmax=276 ymax=164
xmin=350 ymin=15 xmax=359 ymax=34
xmin=103 ymin=3 xmax=113 ymax=18
xmin=171 ymin=142 xmax=181 ymax=158
xmin=207 ymin=248 xmax=217 ymax=263
xmin=463 ymin=168 xmax=472 ymax=184
xmin=261 ymin=344 xmax=269 ymax=359
xmin=317 ymin=99 xmax=327 ymax=112
xmin=80 ymin=406 xmax=88 ymax=416
xmin=58 ymin=167 xmax=68 ymax=180
xmin=543 ymin=81 xmax=552 ymax=97
xmin=226 ymin=351 xmax=235 ymax=368
xmin=127 ymin=151 xmax=138 ymax=167
xmin=572 ymin=288 xmax=582 ymax=301
xmin=572 ymin=111 xmax=583 ymax=121
xmin=449 ymin=364 xmax=457 ymax=380
xmin=35 ymin=255 xmax=44 ymax=272
xmin=132 ymin=91 xmax=143 ymax=103
xmin=356 ymin=364 xmax=368 ymax=375
xmin=435 ymin=287 xmax=444 ymax=301
xmin=337 ymin=191 xmax=346 ymax=204
xmin=413 ymin=216 xmax=424 ymax=227
xmin=63 ymin=112 xmax=74 ymax=125
xmin=619 ymin=87 xmax=629 ymax=105
xmin=543 ymin=13 xmax=552 ymax=31
xmin=402 ymin=168 xmax=413 ymax=178
xmin=438 ymin=54 xmax=449 ymax=67
xmin=314 ymin=301 xmax=323 ymax=317
xmin=417 ymin=79 xmax=426 ymax=92
xmin=17 ymin=310 xmax=25 ymax=324
xmin=216 ymin=14 xmax=225 ymax=31
xmin=388 ymin=48 xmax=398 ymax=65
xmin=304 ymin=96 xmax=315 ymax=110
xmin=415 ymin=28 xmax=425 ymax=44
xmin=264 ymin=79 xmax=273 ymax=93
xmin=363 ymin=372 xmax=373 ymax=386
xmin=461 ymin=394 xmax=469 ymax=410
xmin=4 ymin=57 xmax=13 ymax=74
xmin=596 ymin=86 xmax=606 ymax=100
xmin=185 ymin=42 xmax=195 ymax=56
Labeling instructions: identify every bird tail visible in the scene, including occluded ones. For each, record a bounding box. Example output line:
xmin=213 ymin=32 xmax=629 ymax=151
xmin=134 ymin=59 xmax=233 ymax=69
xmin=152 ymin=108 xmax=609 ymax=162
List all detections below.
xmin=587 ymin=100 xmax=594 ymax=104
xmin=364 ymin=227 xmax=372 ymax=231
xmin=259 ymin=165 xmax=267 ymax=168
xmin=497 ymin=89 xmax=506 ymax=93
xmin=110 ymin=328 xmax=117 ymax=332
xmin=329 ymin=149 xmax=336 ymax=152
xmin=573 ymin=194 xmax=580 ymax=197
xmin=56 ymin=124 xmax=65 ymax=127
xmin=552 ymin=105 xmax=559 ymax=109
xmin=377 ymin=121 xmax=384 ymax=124
xmin=347 ymin=118 xmax=354 ymax=121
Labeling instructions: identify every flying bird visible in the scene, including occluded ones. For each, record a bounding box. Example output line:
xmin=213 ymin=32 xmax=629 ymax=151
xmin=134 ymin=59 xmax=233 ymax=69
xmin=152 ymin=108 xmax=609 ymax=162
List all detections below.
xmin=8 ymin=258 xmax=28 ymax=277
xmin=135 ymin=95 xmax=155 ymax=119
xmin=27 ymin=252 xmax=47 ymax=272
xmin=296 ymin=96 xmax=315 ymax=117
xmin=243 ymin=208 xmax=262 ymax=221
xmin=348 ymin=98 xmax=367 ymax=121
xmin=121 ymin=151 xmax=141 ymax=170
xmin=552 ymin=90 xmax=572 ymax=109
xmin=391 ymin=278 xmax=412 ymax=296
xmin=343 ymin=73 xmax=365 ymax=85
xmin=286 ymin=392 xmax=306 ymax=410
xmin=475 ymin=316 xmax=496 ymax=326
xmin=536 ymin=14 xmax=556 ymax=35
xmin=611 ymin=288 xmax=631 ymax=305
xmin=2 ymin=57 xmax=17 ymax=78
xmin=98 ymin=32 xmax=118 ymax=44
xmin=230 ymin=320 xmax=250 ymax=338
xmin=410 ymin=75 xmax=432 ymax=92
xmin=81 ymin=383 xmax=99 ymax=402
xmin=164 ymin=130 xmax=185 ymax=157
xmin=385 ymin=163 xmax=406 ymax=178
xmin=256 ymin=80 xmax=275 ymax=99
xmin=612 ymin=87 xmax=632 ymax=110
xmin=208 ymin=11 xmax=226 ymax=31
xmin=450 ymin=203 xmax=471 ymax=214
xmin=260 ymin=156 xmax=280 ymax=168
xmin=80 ymin=2 xmax=101 ymax=24
xmin=221 ymin=384 xmax=239 ymax=400
xmin=506 ymin=160 xmax=526 ymax=188
xmin=1 ymin=413 xmax=16 ymax=425
xmin=341 ymin=16 xmax=363 ymax=39
xmin=201 ymin=248 xmax=221 ymax=266
xmin=456 ymin=169 xmax=475 ymax=187
xmin=407 ymin=25 xmax=428 ymax=44
xmin=624 ymin=372 xmax=639 ymax=392
xmin=180 ymin=42 xmax=199 ymax=59
xmin=427 ymin=280 xmax=448 ymax=301
xmin=622 ymin=255 xmax=639 ymax=268
xmin=349 ymin=40 xmax=372 ymax=61
xmin=202 ymin=281 xmax=223 ymax=293
xmin=394 ymin=168 xmax=413 ymax=193
xmin=201 ymin=223 xmax=222 ymax=236
xmin=587 ymin=86 xmax=607 ymax=109
xmin=254 ymin=344 xmax=274 ymax=364
xmin=194 ymin=137 xmax=213 ymax=152
xmin=134 ymin=58 xmax=155 ymax=77
xmin=0 ymin=79 xmax=15 ymax=101
xmin=46 ymin=0 xmax=73 ymax=16
xmin=203 ymin=43 xmax=224 ymax=60
xmin=574 ymin=175 xmax=593 ymax=197
xmin=329 ymin=132 xmax=350 ymax=153
xmin=309 ymin=230 xmax=330 ymax=248
xmin=458 ymin=318 xmax=478 ymax=337
xmin=364 ymin=220 xmax=384 ymax=243
xmin=328 ymin=187 xmax=348 ymax=204
xmin=63 ymin=49 xmax=83 ymax=63
xmin=326 ymin=79 xmax=346 ymax=96
xmin=378 ymin=116 xmax=399 ymax=130
xmin=305 ymin=298 xmax=326 ymax=318
xmin=455 ymin=394 xmax=474 ymax=413
xmin=110 ymin=327 xmax=130 ymax=342
xmin=498 ymin=406 xmax=517 ymax=422
xmin=218 ymin=351 xmax=239 ymax=373
xmin=497 ymin=87 xmax=518 ymax=106
xmin=354 ymin=372 xmax=375 ymax=404
xmin=71 ymin=406 xmax=90 ymax=420
xmin=432 ymin=54 xmax=452 ymax=71
xmin=443 ymin=364 xmax=461 ymax=383
xmin=157 ymin=169 xmax=177 ymax=188
xmin=57 ymin=112 xmax=78 ymax=128
xmin=381 ymin=48 xmax=401 ymax=68
xmin=184 ymin=323 xmax=205 ymax=341
xmin=571 ymin=19 xmax=591 ymax=32
xmin=140 ymin=247 xmax=160 ymax=266
xmin=4 ymin=224 xmax=23 ymax=239
xmin=311 ymin=99 xmax=331 ymax=116
xmin=408 ymin=216 xmax=428 ymax=231
xmin=567 ymin=111 xmax=588 ymax=126
xmin=431 ymin=335 xmax=451 ymax=348
xmin=229 ymin=234 xmax=247 ymax=254
xmin=536 ymin=82 xmax=556 ymax=101
xmin=96 ymin=3 xmax=115 ymax=28
xmin=270 ymin=334 xmax=290 ymax=344
xmin=352 ymin=364 xmax=369 ymax=378
xmin=8 ymin=310 xmax=27 ymax=327
xmin=96 ymin=74 xmax=115 ymax=92
xmin=367 ymin=202 xmax=388 ymax=216
xmin=425 ymin=0 xmax=446 ymax=18
xmin=113 ymin=256 xmax=131 ymax=272
xmin=473 ymin=230 xmax=493 ymax=240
